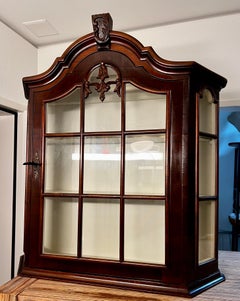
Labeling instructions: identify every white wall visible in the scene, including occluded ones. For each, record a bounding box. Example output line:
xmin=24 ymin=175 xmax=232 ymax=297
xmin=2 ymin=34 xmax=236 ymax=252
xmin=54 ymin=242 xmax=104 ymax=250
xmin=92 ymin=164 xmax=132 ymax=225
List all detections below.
xmin=128 ymin=13 xmax=239 ymax=106
xmin=0 ymin=20 xmax=37 ymax=276
xmin=0 ymin=21 xmax=37 ymax=107
xmin=38 ymin=13 xmax=240 ymax=106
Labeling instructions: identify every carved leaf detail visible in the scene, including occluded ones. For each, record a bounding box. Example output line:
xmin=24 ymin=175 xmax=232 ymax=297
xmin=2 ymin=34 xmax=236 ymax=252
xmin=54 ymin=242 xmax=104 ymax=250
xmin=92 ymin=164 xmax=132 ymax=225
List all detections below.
xmin=84 ymin=63 xmax=121 ymax=101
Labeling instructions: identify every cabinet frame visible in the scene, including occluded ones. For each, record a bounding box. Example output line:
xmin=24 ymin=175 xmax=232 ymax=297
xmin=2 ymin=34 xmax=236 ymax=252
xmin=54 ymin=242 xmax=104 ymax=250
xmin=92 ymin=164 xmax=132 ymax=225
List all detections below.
xmin=21 ymin=13 xmax=227 ymax=297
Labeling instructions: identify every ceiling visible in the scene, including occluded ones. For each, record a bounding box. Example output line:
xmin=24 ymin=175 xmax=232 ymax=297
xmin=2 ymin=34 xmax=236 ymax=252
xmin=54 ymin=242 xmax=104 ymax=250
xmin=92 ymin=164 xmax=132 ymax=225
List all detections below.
xmin=0 ymin=0 xmax=240 ymax=47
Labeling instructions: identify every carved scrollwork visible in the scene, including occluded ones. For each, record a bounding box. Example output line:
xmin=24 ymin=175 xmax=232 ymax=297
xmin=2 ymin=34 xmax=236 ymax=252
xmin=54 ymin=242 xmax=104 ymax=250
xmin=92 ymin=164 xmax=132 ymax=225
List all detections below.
xmin=84 ymin=62 xmax=121 ymax=102
xmin=92 ymin=13 xmax=113 ymax=48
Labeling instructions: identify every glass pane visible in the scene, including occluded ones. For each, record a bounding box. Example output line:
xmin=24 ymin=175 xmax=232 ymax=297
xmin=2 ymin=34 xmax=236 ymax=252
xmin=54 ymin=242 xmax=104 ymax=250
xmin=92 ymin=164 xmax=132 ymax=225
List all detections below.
xmin=125 ymin=134 xmax=165 ymax=195
xmin=83 ymin=136 xmax=121 ymax=194
xmin=46 ymin=88 xmax=80 ymax=133
xmin=124 ymin=199 xmax=165 ymax=264
xmin=198 ymin=200 xmax=216 ymax=263
xmin=199 ymin=137 xmax=216 ymax=196
xmin=82 ymin=198 xmax=120 ymax=260
xmin=43 ymin=197 xmax=78 ymax=256
xmin=84 ymin=66 xmax=121 ymax=132
xmin=44 ymin=137 xmax=80 ymax=193
xmin=125 ymin=84 xmax=166 ymax=130
xmin=199 ymin=89 xmax=216 ymax=135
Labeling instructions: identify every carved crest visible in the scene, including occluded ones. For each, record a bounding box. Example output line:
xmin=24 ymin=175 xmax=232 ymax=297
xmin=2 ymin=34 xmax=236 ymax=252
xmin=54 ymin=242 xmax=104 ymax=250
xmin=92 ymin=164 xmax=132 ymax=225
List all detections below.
xmin=92 ymin=13 xmax=113 ymax=47
xmin=84 ymin=62 xmax=121 ymax=101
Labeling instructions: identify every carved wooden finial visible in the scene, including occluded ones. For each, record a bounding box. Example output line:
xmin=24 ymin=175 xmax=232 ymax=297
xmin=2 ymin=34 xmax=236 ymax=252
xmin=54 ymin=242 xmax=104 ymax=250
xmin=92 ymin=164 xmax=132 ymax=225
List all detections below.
xmin=92 ymin=13 xmax=113 ymax=48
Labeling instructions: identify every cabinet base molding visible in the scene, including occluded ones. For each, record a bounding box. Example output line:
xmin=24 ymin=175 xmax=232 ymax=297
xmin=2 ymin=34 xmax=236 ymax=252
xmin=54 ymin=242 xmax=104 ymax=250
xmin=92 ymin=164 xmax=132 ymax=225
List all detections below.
xmin=0 ymin=251 xmax=230 ymax=301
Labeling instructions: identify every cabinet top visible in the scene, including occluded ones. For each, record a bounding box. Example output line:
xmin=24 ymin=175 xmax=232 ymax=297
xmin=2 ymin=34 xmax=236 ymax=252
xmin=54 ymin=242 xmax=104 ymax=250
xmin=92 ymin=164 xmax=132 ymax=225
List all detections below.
xmin=23 ymin=13 xmax=227 ymax=99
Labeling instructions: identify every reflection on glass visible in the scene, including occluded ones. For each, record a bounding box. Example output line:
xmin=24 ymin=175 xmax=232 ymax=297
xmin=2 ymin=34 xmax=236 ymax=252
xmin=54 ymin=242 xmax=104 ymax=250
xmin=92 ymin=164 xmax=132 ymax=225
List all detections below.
xmin=46 ymin=88 xmax=80 ymax=133
xmin=44 ymin=137 xmax=80 ymax=193
xmin=83 ymin=136 xmax=121 ymax=194
xmin=84 ymin=67 xmax=121 ymax=132
xmin=43 ymin=197 xmax=78 ymax=256
xmin=199 ymin=137 xmax=216 ymax=196
xmin=124 ymin=199 xmax=165 ymax=264
xmin=125 ymin=134 xmax=165 ymax=195
xmin=198 ymin=200 xmax=216 ymax=263
xmin=82 ymin=198 xmax=120 ymax=260
xmin=125 ymin=84 xmax=166 ymax=130
xmin=199 ymin=89 xmax=216 ymax=135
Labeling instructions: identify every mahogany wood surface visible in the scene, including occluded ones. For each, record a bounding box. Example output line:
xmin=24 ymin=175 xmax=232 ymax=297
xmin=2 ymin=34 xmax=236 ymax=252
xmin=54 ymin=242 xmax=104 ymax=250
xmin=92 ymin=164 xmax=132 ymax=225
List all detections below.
xmin=20 ymin=13 xmax=227 ymax=297
xmin=0 ymin=251 xmax=239 ymax=301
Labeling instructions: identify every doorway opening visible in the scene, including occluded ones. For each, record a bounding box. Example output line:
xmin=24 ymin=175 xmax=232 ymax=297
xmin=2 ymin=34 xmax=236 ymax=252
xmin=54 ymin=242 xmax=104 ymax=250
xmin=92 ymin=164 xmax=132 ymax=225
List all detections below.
xmin=0 ymin=107 xmax=18 ymax=284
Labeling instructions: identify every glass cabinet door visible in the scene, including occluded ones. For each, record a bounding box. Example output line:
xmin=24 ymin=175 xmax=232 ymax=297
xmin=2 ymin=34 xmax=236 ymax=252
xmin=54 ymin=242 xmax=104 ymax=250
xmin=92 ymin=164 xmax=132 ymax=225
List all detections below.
xmin=44 ymin=137 xmax=80 ymax=193
xmin=125 ymin=134 xmax=165 ymax=195
xmin=82 ymin=198 xmax=120 ymax=259
xmin=83 ymin=136 xmax=121 ymax=194
xmin=125 ymin=84 xmax=166 ymax=130
xmin=46 ymin=88 xmax=80 ymax=133
xmin=198 ymin=200 xmax=216 ymax=263
xmin=84 ymin=71 xmax=121 ymax=132
xmin=198 ymin=89 xmax=217 ymax=264
xmin=43 ymin=197 xmax=78 ymax=256
xmin=43 ymin=87 xmax=81 ymax=256
xmin=22 ymin=17 xmax=227 ymax=295
xmin=42 ymin=64 xmax=167 ymax=265
xmin=199 ymin=137 xmax=216 ymax=196
xmin=124 ymin=199 xmax=165 ymax=264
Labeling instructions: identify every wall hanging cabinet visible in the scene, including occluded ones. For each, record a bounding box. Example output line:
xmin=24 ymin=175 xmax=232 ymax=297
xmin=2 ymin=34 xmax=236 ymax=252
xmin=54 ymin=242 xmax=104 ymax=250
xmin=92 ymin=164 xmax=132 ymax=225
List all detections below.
xmin=20 ymin=13 xmax=227 ymax=297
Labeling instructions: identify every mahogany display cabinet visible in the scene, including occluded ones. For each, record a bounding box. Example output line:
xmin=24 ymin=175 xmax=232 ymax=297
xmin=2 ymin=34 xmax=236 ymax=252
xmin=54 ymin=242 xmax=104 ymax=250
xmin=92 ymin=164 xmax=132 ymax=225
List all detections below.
xmin=20 ymin=13 xmax=227 ymax=297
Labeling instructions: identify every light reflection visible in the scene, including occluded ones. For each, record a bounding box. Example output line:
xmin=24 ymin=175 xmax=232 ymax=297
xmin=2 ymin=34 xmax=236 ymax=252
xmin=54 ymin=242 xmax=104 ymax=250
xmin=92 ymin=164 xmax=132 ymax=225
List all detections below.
xmin=72 ymin=153 xmax=163 ymax=161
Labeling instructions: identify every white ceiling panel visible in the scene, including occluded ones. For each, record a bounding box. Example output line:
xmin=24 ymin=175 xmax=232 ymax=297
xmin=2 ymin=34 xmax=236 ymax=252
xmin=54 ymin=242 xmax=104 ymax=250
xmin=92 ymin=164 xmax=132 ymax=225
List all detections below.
xmin=0 ymin=0 xmax=239 ymax=47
